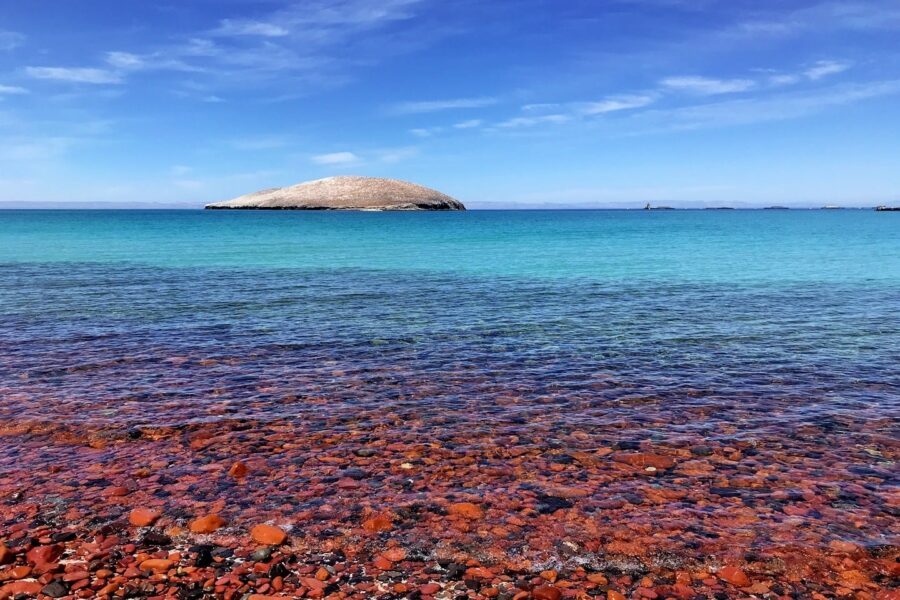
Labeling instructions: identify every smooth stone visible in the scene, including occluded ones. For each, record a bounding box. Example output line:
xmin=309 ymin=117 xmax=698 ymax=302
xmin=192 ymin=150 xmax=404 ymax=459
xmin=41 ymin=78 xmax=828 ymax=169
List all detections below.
xmin=251 ymin=547 xmax=273 ymax=561
xmin=41 ymin=581 xmax=69 ymax=598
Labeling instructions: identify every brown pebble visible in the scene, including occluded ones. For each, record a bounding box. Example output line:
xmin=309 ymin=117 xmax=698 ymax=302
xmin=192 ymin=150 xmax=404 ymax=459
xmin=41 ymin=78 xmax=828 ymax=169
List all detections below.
xmin=128 ymin=508 xmax=161 ymax=527
xmin=719 ymin=566 xmax=750 ymax=587
xmin=420 ymin=583 xmax=441 ymax=594
xmin=362 ymin=513 xmax=393 ymax=532
xmin=0 ymin=581 xmax=43 ymax=596
xmin=250 ymin=524 xmax=287 ymax=545
xmin=139 ymin=558 xmax=173 ymax=572
xmin=25 ymin=544 xmax=63 ymax=570
xmin=382 ymin=547 xmax=406 ymax=562
xmin=532 ymin=585 xmax=562 ymax=600
xmin=190 ymin=514 xmax=227 ymax=534
xmin=448 ymin=502 xmax=484 ymax=520
xmin=0 ymin=543 xmax=11 ymax=566
xmin=228 ymin=461 xmax=249 ymax=478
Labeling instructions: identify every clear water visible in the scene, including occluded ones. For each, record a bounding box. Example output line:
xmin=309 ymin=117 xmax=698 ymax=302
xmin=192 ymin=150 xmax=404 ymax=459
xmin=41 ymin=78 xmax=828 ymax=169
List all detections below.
xmin=1 ymin=209 xmax=897 ymax=281
xmin=0 ymin=209 xmax=897 ymax=575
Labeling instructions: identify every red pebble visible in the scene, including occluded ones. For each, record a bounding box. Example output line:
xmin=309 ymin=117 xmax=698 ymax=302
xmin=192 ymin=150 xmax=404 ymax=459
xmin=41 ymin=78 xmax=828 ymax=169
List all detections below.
xmin=0 ymin=544 xmax=12 ymax=566
xmin=719 ymin=566 xmax=750 ymax=587
xmin=532 ymin=585 xmax=562 ymax=600
xmin=420 ymin=583 xmax=441 ymax=594
xmin=128 ymin=508 xmax=161 ymax=527
xmin=250 ymin=524 xmax=287 ymax=545
xmin=25 ymin=544 xmax=63 ymax=570
xmin=190 ymin=514 xmax=227 ymax=533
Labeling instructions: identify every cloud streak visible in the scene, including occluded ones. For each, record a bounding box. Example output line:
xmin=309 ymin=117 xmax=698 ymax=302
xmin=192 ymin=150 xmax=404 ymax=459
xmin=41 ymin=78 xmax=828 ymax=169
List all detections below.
xmin=805 ymin=60 xmax=851 ymax=80
xmin=0 ymin=31 xmax=24 ymax=52
xmin=661 ymin=76 xmax=755 ymax=95
xmin=631 ymin=80 xmax=900 ymax=133
xmin=581 ymin=94 xmax=656 ymax=114
xmin=496 ymin=114 xmax=571 ymax=128
xmin=311 ymin=151 xmax=360 ymax=165
xmin=389 ymin=96 xmax=499 ymax=115
xmin=213 ymin=19 xmax=290 ymax=38
xmin=0 ymin=85 xmax=28 ymax=95
xmin=25 ymin=66 xmax=123 ymax=84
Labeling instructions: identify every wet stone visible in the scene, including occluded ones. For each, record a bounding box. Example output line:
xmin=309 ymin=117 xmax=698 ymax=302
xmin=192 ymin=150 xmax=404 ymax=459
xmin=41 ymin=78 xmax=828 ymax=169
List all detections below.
xmin=193 ymin=545 xmax=214 ymax=567
xmin=690 ymin=445 xmax=714 ymax=456
xmin=342 ymin=467 xmax=368 ymax=480
xmin=536 ymin=494 xmax=574 ymax=514
xmin=141 ymin=531 xmax=173 ymax=546
xmin=251 ymin=547 xmax=273 ymax=562
xmin=41 ymin=581 xmax=68 ymax=598
xmin=615 ymin=441 xmax=641 ymax=450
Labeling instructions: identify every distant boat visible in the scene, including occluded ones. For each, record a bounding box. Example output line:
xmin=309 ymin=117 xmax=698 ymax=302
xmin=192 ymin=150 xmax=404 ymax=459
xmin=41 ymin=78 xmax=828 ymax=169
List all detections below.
xmin=644 ymin=203 xmax=674 ymax=210
xmin=875 ymin=205 xmax=900 ymax=211
xmin=764 ymin=206 xmax=790 ymax=210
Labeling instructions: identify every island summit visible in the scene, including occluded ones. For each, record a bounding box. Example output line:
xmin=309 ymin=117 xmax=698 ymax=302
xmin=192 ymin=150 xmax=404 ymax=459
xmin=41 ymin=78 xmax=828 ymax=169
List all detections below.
xmin=205 ymin=176 xmax=465 ymax=211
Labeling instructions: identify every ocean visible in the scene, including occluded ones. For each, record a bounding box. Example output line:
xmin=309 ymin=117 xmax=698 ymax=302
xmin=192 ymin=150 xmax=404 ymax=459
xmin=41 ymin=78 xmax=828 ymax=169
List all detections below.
xmin=0 ymin=209 xmax=897 ymax=597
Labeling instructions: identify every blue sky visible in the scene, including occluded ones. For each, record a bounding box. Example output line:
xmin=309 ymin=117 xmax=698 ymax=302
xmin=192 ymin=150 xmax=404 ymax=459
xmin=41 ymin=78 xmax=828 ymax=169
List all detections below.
xmin=1 ymin=0 xmax=899 ymax=208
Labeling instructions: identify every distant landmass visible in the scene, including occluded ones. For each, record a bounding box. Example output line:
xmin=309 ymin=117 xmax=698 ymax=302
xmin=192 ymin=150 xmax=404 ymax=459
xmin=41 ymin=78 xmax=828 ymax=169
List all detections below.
xmin=205 ymin=176 xmax=465 ymax=211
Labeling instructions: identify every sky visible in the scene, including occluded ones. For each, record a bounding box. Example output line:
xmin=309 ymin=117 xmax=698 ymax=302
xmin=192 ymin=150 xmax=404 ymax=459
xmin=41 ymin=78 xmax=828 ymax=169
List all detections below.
xmin=1 ymin=0 xmax=899 ymax=208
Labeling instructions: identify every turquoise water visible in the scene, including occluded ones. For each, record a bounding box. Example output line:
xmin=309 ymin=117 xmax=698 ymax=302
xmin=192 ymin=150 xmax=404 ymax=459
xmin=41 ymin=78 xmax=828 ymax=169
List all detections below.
xmin=2 ymin=208 xmax=897 ymax=428
xmin=0 ymin=209 xmax=898 ymax=571
xmin=1 ymin=209 xmax=898 ymax=282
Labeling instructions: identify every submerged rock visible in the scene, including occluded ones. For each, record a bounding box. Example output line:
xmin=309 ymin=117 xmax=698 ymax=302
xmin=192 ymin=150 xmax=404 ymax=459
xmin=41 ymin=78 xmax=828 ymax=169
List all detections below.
xmin=205 ymin=176 xmax=465 ymax=211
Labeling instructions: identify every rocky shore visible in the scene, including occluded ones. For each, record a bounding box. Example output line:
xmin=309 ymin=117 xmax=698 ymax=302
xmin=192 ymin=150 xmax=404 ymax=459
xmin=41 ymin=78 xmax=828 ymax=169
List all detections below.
xmin=1 ymin=409 xmax=897 ymax=600
xmin=205 ymin=177 xmax=465 ymax=211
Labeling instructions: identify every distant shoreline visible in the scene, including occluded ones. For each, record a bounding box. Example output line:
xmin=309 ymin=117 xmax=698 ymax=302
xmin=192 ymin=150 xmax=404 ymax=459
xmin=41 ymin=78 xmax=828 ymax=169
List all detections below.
xmin=0 ymin=206 xmax=897 ymax=213
xmin=0 ymin=204 xmax=891 ymax=211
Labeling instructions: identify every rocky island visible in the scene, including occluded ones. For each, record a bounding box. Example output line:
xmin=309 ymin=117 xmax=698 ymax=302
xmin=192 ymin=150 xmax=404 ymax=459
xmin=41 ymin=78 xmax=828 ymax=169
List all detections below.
xmin=205 ymin=176 xmax=465 ymax=211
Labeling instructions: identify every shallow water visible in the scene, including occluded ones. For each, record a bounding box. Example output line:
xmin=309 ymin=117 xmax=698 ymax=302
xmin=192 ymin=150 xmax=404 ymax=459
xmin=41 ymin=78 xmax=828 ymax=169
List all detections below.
xmin=0 ymin=210 xmax=897 ymax=598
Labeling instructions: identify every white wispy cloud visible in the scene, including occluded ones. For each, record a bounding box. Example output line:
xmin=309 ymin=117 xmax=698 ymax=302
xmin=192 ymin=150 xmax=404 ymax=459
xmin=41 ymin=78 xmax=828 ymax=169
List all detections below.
xmin=311 ymin=151 xmax=360 ymax=165
xmin=581 ymin=94 xmax=656 ymax=114
xmin=106 ymin=50 xmax=203 ymax=74
xmin=496 ymin=114 xmax=571 ymax=128
xmin=389 ymin=97 xmax=498 ymax=115
xmin=409 ymin=127 xmax=441 ymax=137
xmin=805 ymin=60 xmax=852 ymax=80
xmin=25 ymin=66 xmax=123 ymax=84
xmin=0 ymin=31 xmax=24 ymax=52
xmin=213 ymin=19 xmax=290 ymax=38
xmin=769 ymin=74 xmax=801 ymax=86
xmin=734 ymin=1 xmax=900 ymax=38
xmin=522 ymin=103 xmax=563 ymax=112
xmin=14 ymin=0 xmax=434 ymax=101
xmin=453 ymin=119 xmax=482 ymax=129
xmin=631 ymin=80 xmax=900 ymax=133
xmin=661 ymin=76 xmax=756 ymax=95
xmin=765 ymin=59 xmax=851 ymax=86
xmin=0 ymin=136 xmax=74 ymax=161
xmin=0 ymin=84 xmax=28 ymax=95
xmin=377 ymin=146 xmax=418 ymax=163
xmin=106 ymin=52 xmax=145 ymax=70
